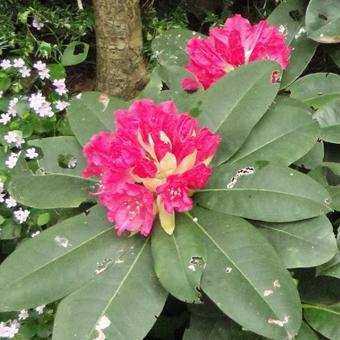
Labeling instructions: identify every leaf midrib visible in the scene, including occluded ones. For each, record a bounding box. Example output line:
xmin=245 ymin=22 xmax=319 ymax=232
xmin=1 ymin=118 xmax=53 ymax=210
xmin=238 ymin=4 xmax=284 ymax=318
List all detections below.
xmin=229 ymin=121 xmax=316 ymax=165
xmin=187 ymin=212 xmax=290 ymax=335
xmin=0 ymin=226 xmax=112 ymax=292
xmin=206 ymin=64 xmax=276 ymax=133
xmin=88 ymin=239 xmax=149 ymax=339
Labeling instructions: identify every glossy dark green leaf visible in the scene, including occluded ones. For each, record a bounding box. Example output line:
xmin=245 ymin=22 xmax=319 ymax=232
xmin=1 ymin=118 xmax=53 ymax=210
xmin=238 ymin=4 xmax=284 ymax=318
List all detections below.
xmin=304 ymin=304 xmax=340 ymax=339
xmin=295 ymin=141 xmax=324 ymax=170
xmin=8 ymin=174 xmax=94 ymax=209
xmin=186 ymin=208 xmax=301 ymax=339
xmin=256 ymin=216 xmax=337 ymax=268
xmin=226 ymin=96 xmax=319 ymax=168
xmin=197 ymin=164 xmax=332 ymax=222
xmin=313 ymin=98 xmax=340 ymax=143
xmin=67 ymin=91 xmax=127 ymax=145
xmin=306 ymin=0 xmax=340 ymax=43
xmin=0 ymin=206 xmax=127 ymax=311
xmin=267 ymin=0 xmax=318 ymax=89
xmin=29 ymin=136 xmax=86 ymax=176
xmin=289 ymin=73 xmax=340 ymax=108
xmin=52 ymin=239 xmax=167 ymax=340
xmin=151 ymin=215 xmax=206 ymax=303
xmin=196 ymin=60 xmax=281 ymax=165
xmin=296 ymin=322 xmax=318 ymax=340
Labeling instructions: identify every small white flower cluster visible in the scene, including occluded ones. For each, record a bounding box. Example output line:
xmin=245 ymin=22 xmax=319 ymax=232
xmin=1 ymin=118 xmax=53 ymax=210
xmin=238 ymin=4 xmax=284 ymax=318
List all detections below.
xmin=0 ymin=320 xmax=20 ymax=339
xmin=5 ymin=152 xmax=21 ymax=169
xmin=4 ymin=131 xmax=25 ymax=148
xmin=53 ymin=79 xmax=68 ymax=96
xmin=33 ymin=61 xmax=50 ymax=80
xmin=29 ymin=92 xmax=53 ymax=118
xmin=0 ymin=181 xmax=30 ymax=224
xmin=1 ymin=58 xmax=32 ymax=79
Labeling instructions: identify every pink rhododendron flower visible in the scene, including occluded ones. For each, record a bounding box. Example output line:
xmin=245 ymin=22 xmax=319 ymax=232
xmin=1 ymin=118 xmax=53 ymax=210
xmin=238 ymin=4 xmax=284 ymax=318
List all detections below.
xmin=182 ymin=14 xmax=291 ymax=91
xmin=83 ymin=99 xmax=221 ymax=236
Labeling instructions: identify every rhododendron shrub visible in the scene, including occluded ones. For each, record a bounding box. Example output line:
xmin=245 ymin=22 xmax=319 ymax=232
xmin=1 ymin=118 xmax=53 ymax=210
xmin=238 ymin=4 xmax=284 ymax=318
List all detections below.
xmin=1 ymin=3 xmax=340 ymax=340
xmin=180 ymin=14 xmax=291 ymax=90
xmin=83 ymin=99 xmax=220 ymax=236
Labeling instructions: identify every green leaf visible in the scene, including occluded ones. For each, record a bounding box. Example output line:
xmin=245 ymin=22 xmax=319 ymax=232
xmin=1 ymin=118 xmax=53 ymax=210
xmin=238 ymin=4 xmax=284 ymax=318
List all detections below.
xmin=29 ymin=136 xmax=86 ymax=176
xmin=226 ymin=96 xmax=319 ymax=168
xmin=151 ymin=215 xmax=206 ymax=303
xmin=0 ymin=72 xmax=11 ymax=91
xmin=197 ymin=164 xmax=332 ymax=222
xmin=0 ymin=206 xmax=132 ymax=311
xmin=280 ymin=37 xmax=318 ymax=89
xmin=295 ymin=141 xmax=324 ymax=170
xmin=195 ymin=60 xmax=281 ymax=165
xmin=304 ymin=304 xmax=340 ymax=339
xmin=318 ymin=231 xmax=340 ymax=279
xmin=313 ymin=98 xmax=340 ymax=143
xmin=306 ymin=0 xmax=340 ymax=43
xmin=296 ymin=322 xmax=318 ymax=340
xmin=255 ymin=216 xmax=337 ymax=268
xmin=328 ymin=44 xmax=340 ymax=68
xmin=61 ymin=41 xmax=89 ymax=66
xmin=48 ymin=64 xmax=66 ymax=81
xmin=267 ymin=0 xmax=318 ymax=89
xmin=52 ymin=239 xmax=167 ymax=340
xmin=186 ymin=208 xmax=301 ymax=339
xmin=152 ymin=29 xmax=204 ymax=66
xmin=289 ymin=72 xmax=340 ymax=108
xmin=67 ymin=91 xmax=127 ymax=145
xmin=0 ymin=223 xmax=21 ymax=240
xmin=36 ymin=212 xmax=50 ymax=226
xmin=8 ymin=174 xmax=94 ymax=209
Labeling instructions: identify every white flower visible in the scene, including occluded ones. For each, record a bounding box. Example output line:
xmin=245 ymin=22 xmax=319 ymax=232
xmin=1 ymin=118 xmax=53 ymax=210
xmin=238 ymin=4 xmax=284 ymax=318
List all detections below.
xmin=13 ymin=58 xmax=25 ymax=68
xmin=38 ymin=68 xmax=50 ymax=80
xmin=53 ymin=79 xmax=68 ymax=95
xmin=5 ymin=152 xmax=20 ymax=169
xmin=19 ymin=66 xmax=31 ymax=78
xmin=4 ymin=131 xmax=25 ymax=148
xmin=32 ymin=16 xmax=44 ymax=30
xmin=0 ymin=320 xmax=20 ymax=338
xmin=0 ymin=113 xmax=11 ymax=125
xmin=14 ymin=208 xmax=30 ymax=224
xmin=33 ymin=60 xmax=47 ymax=71
xmin=0 ymin=192 xmax=5 ymax=203
xmin=0 ymin=59 xmax=11 ymax=69
xmin=55 ymin=100 xmax=69 ymax=111
xmin=35 ymin=305 xmax=45 ymax=315
xmin=29 ymin=92 xmax=45 ymax=111
xmin=8 ymin=97 xmax=19 ymax=116
xmin=5 ymin=196 xmax=17 ymax=208
xmin=18 ymin=309 xmax=29 ymax=321
xmin=31 ymin=231 xmax=41 ymax=237
xmin=29 ymin=92 xmax=54 ymax=118
xmin=0 ymin=91 xmax=3 ymax=98
xmin=25 ymin=147 xmax=38 ymax=159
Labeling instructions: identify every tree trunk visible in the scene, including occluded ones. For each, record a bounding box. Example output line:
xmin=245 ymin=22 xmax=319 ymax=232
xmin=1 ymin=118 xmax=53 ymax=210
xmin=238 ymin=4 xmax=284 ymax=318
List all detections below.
xmin=93 ymin=0 xmax=148 ymax=99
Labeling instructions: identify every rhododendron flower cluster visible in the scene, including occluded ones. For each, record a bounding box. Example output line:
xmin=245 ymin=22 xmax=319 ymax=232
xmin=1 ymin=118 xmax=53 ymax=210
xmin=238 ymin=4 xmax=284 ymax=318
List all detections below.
xmin=83 ymin=99 xmax=221 ymax=236
xmin=182 ymin=14 xmax=291 ymax=91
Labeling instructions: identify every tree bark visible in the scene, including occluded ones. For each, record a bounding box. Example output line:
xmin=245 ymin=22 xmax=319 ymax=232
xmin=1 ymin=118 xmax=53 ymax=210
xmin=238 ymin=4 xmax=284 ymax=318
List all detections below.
xmin=92 ymin=0 xmax=148 ymax=99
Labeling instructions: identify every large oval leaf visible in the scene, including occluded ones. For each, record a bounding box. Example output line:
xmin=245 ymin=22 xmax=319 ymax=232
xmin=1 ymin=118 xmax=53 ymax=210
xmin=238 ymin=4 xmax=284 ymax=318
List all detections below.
xmin=186 ymin=208 xmax=301 ymax=339
xmin=194 ymin=60 xmax=281 ymax=165
xmin=29 ymin=136 xmax=86 ymax=176
xmin=306 ymin=0 xmax=340 ymax=43
xmin=52 ymin=239 xmax=167 ymax=340
xmin=255 ymin=216 xmax=337 ymax=268
xmin=226 ymin=96 xmax=319 ymax=168
xmin=313 ymin=98 xmax=340 ymax=143
xmin=151 ymin=215 xmax=206 ymax=303
xmin=289 ymin=73 xmax=340 ymax=108
xmin=197 ymin=164 xmax=331 ymax=222
xmin=268 ymin=0 xmax=318 ymax=89
xmin=0 ymin=206 xmax=123 ymax=311
xmin=318 ymin=231 xmax=340 ymax=279
xmin=304 ymin=304 xmax=340 ymax=339
xmin=8 ymin=174 xmax=94 ymax=209
xmin=67 ymin=91 xmax=127 ymax=146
